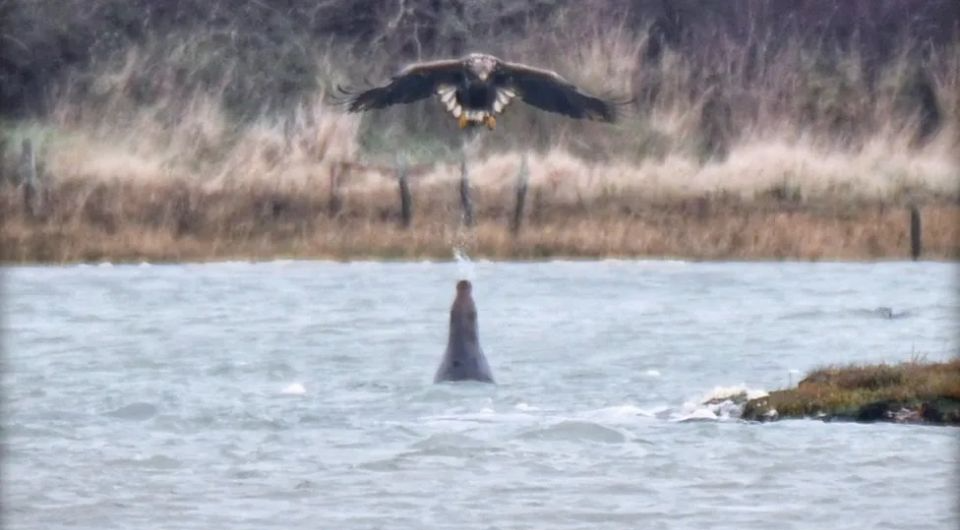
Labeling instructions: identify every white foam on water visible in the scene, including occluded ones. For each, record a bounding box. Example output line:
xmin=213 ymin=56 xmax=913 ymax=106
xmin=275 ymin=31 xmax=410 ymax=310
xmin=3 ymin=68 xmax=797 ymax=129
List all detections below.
xmin=675 ymin=384 xmax=769 ymax=422
xmin=420 ymin=410 xmax=536 ymax=427
xmin=582 ymin=258 xmax=690 ymax=268
xmin=280 ymin=382 xmax=306 ymax=395
xmin=672 ymin=408 xmax=721 ymax=423
xmin=643 ymin=369 xmax=662 ymax=377
xmin=580 ymin=404 xmax=658 ymax=422
xmin=701 ymin=385 xmax=768 ymax=402
xmin=219 ymin=260 xmax=253 ymax=267
xmin=424 ymin=403 xmax=663 ymax=429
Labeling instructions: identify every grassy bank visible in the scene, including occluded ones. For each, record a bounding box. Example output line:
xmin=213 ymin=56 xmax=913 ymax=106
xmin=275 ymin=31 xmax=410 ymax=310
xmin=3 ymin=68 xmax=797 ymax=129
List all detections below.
xmin=1 ymin=2 xmax=958 ymax=263
xmin=741 ymin=359 xmax=960 ymax=426
xmin=2 ymin=176 xmax=958 ymax=263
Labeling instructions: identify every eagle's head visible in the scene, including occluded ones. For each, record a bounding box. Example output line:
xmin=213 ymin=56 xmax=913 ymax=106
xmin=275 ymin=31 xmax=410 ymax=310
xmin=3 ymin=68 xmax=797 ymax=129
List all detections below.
xmin=464 ymin=53 xmax=498 ymax=81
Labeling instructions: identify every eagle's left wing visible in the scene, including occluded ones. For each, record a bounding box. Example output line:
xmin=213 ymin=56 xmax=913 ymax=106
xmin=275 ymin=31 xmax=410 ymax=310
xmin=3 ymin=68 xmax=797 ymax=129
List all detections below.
xmin=496 ymin=62 xmax=620 ymax=122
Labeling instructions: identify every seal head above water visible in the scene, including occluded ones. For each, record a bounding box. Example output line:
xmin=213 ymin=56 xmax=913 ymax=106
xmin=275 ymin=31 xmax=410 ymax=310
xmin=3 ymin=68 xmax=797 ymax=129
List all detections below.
xmin=434 ymin=280 xmax=495 ymax=384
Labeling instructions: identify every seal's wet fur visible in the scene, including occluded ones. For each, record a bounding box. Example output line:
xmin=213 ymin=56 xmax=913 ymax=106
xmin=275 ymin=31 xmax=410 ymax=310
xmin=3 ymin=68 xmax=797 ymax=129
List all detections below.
xmin=434 ymin=280 xmax=495 ymax=384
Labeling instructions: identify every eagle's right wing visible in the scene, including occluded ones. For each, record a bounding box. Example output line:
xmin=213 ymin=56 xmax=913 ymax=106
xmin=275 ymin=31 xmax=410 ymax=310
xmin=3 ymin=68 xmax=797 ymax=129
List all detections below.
xmin=341 ymin=59 xmax=464 ymax=112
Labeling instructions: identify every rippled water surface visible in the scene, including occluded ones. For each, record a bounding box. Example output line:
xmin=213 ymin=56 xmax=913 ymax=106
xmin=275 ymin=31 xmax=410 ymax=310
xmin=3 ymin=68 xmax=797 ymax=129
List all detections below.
xmin=3 ymin=260 xmax=958 ymax=529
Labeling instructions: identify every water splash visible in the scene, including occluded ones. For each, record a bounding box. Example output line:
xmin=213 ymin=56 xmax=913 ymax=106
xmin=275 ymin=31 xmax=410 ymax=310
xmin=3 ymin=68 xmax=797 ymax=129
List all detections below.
xmin=674 ymin=385 xmax=769 ymax=422
xmin=453 ymin=247 xmax=470 ymax=263
xmin=453 ymin=246 xmax=475 ymax=281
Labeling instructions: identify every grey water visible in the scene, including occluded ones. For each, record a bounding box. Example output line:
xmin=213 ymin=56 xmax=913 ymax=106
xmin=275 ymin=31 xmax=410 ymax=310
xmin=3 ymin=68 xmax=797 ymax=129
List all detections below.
xmin=2 ymin=260 xmax=958 ymax=530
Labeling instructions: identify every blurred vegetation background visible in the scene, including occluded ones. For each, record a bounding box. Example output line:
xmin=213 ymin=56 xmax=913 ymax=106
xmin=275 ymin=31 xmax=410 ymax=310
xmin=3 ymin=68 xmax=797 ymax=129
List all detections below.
xmin=0 ymin=0 xmax=958 ymax=194
xmin=1 ymin=0 xmax=958 ymax=262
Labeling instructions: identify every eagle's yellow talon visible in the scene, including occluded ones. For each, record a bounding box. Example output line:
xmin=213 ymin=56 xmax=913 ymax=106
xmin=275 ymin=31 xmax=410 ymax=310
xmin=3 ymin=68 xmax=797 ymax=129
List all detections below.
xmin=458 ymin=115 xmax=469 ymax=129
xmin=484 ymin=115 xmax=496 ymax=130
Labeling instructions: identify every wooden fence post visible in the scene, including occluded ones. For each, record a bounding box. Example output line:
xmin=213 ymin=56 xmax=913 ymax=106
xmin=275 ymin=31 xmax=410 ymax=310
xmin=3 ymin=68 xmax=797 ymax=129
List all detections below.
xmin=510 ymin=154 xmax=529 ymax=234
xmin=459 ymin=157 xmax=474 ymax=227
xmin=19 ymin=138 xmax=42 ymax=217
xmin=397 ymin=162 xmax=413 ymax=229
xmin=327 ymin=163 xmax=342 ymax=218
xmin=909 ymin=205 xmax=922 ymax=260
xmin=0 ymin=136 xmax=7 ymax=184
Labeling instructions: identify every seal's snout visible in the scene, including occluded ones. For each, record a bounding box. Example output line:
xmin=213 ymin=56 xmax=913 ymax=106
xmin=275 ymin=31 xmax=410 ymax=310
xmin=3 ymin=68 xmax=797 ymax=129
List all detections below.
xmin=456 ymin=280 xmax=472 ymax=295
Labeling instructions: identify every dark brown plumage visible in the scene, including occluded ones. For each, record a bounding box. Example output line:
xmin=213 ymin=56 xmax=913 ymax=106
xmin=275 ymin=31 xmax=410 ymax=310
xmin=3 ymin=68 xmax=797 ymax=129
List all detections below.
xmin=340 ymin=53 xmax=622 ymax=130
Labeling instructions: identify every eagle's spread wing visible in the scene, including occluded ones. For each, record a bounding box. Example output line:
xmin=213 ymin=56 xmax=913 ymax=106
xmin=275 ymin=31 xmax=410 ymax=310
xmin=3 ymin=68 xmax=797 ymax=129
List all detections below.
xmin=343 ymin=59 xmax=464 ymax=112
xmin=497 ymin=62 xmax=619 ymax=122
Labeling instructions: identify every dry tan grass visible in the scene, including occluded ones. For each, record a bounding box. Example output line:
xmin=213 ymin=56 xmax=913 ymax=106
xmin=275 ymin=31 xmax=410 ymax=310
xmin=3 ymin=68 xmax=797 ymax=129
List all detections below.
xmin=2 ymin=178 xmax=957 ymax=263
xmin=2 ymin=25 xmax=958 ymax=264
xmin=27 ymin=106 xmax=960 ymax=201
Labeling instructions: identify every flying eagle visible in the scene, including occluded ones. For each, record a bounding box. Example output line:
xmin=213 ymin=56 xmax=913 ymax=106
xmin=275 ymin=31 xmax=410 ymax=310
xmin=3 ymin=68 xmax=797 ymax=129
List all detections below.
xmin=341 ymin=53 xmax=622 ymax=130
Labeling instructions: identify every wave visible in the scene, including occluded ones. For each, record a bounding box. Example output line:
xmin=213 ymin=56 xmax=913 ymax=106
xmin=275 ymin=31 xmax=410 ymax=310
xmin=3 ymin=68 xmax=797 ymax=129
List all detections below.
xmin=280 ymin=382 xmax=307 ymax=395
xmin=517 ymin=420 xmax=628 ymax=443
xmin=102 ymin=402 xmax=158 ymax=421
xmin=779 ymin=306 xmax=913 ymax=321
xmin=106 ymin=454 xmax=181 ymax=469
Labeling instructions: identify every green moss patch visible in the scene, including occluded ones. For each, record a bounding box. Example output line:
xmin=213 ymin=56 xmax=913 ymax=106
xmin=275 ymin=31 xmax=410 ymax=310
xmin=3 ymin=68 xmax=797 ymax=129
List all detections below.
xmin=742 ymin=359 xmax=960 ymax=426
